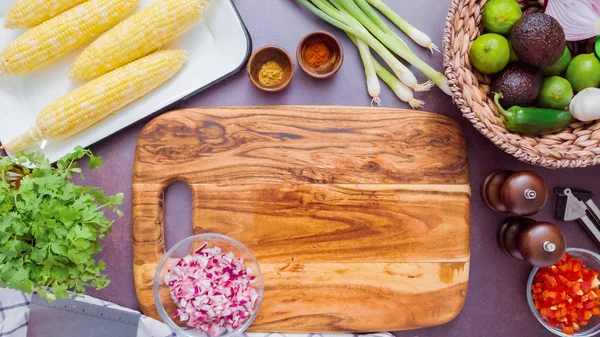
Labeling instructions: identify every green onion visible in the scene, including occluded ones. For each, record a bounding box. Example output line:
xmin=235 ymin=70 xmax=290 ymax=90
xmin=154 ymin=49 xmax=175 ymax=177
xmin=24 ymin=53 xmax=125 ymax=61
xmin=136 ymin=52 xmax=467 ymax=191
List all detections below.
xmin=348 ymin=33 xmax=422 ymax=108
xmin=331 ymin=0 xmax=446 ymax=93
xmin=347 ymin=33 xmax=381 ymax=106
xmin=351 ymin=0 xmax=408 ymax=49
xmin=298 ymin=0 xmax=420 ymax=90
xmin=375 ymin=59 xmax=424 ymax=109
xmin=366 ymin=0 xmax=440 ymax=53
xmin=314 ymin=0 xmax=420 ymax=90
xmin=297 ymin=0 xmax=450 ymax=104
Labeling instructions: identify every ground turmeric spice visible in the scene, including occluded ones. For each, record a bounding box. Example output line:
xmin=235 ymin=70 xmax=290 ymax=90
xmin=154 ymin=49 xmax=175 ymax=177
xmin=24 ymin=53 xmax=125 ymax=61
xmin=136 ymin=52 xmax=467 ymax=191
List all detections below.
xmin=258 ymin=61 xmax=284 ymax=87
xmin=304 ymin=43 xmax=330 ymax=67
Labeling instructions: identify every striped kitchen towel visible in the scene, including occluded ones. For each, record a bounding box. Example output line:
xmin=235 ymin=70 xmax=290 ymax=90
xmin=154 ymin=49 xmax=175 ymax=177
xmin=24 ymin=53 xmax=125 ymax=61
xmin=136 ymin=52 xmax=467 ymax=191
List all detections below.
xmin=0 ymin=288 xmax=393 ymax=337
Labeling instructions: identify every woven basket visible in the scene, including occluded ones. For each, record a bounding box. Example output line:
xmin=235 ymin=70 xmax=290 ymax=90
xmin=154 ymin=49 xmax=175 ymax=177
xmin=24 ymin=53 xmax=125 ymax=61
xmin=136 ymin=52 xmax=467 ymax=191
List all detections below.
xmin=443 ymin=0 xmax=600 ymax=168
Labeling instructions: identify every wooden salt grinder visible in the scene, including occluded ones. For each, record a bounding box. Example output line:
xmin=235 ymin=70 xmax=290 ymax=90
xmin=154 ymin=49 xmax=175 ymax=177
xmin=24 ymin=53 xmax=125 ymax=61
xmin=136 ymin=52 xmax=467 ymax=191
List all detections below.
xmin=498 ymin=217 xmax=566 ymax=267
xmin=482 ymin=170 xmax=548 ymax=216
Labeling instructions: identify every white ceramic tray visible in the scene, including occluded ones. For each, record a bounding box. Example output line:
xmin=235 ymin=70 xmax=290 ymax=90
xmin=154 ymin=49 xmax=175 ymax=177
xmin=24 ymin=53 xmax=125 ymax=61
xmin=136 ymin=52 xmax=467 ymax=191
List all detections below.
xmin=0 ymin=0 xmax=250 ymax=162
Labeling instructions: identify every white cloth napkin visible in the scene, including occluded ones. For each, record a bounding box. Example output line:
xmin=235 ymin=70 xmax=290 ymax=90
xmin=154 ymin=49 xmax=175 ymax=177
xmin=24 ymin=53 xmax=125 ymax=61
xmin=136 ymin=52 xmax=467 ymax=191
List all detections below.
xmin=0 ymin=288 xmax=393 ymax=337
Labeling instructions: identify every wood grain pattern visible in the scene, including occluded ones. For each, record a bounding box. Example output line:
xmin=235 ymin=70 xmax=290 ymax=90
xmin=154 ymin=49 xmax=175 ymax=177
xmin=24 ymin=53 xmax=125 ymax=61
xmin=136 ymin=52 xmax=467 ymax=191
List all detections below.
xmin=134 ymin=106 xmax=468 ymax=185
xmin=132 ymin=106 xmax=470 ymax=332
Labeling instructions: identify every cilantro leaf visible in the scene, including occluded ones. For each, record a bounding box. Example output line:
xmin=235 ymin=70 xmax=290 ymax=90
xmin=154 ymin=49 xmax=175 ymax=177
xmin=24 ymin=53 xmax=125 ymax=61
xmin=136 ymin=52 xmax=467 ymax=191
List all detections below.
xmin=87 ymin=155 xmax=103 ymax=169
xmin=0 ymin=147 xmax=122 ymax=301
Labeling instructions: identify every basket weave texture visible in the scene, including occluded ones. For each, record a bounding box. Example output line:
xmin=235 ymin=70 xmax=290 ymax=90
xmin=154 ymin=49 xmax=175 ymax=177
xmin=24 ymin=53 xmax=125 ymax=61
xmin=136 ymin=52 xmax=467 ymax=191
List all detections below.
xmin=443 ymin=0 xmax=600 ymax=168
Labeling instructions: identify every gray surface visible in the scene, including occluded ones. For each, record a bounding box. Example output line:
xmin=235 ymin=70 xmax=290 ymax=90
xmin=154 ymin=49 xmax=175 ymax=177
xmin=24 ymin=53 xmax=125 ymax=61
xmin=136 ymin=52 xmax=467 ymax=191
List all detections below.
xmin=28 ymin=294 xmax=139 ymax=337
xmin=78 ymin=1 xmax=600 ymax=336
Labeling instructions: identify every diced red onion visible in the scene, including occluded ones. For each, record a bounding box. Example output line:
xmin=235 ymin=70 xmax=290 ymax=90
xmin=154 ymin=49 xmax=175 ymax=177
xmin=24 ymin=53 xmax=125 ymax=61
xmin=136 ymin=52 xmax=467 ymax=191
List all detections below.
xmin=166 ymin=243 xmax=259 ymax=336
xmin=544 ymin=0 xmax=600 ymax=41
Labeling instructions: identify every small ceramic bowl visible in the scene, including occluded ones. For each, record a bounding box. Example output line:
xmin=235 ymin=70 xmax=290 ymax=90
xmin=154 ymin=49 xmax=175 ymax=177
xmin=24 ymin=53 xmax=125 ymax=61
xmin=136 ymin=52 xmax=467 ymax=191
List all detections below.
xmin=247 ymin=46 xmax=294 ymax=92
xmin=154 ymin=233 xmax=264 ymax=337
xmin=297 ymin=31 xmax=344 ymax=79
xmin=527 ymin=248 xmax=600 ymax=336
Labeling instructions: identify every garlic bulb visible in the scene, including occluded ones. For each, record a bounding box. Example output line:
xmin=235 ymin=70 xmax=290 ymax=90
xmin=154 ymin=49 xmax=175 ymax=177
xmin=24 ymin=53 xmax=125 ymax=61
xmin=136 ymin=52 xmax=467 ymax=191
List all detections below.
xmin=569 ymin=88 xmax=600 ymax=122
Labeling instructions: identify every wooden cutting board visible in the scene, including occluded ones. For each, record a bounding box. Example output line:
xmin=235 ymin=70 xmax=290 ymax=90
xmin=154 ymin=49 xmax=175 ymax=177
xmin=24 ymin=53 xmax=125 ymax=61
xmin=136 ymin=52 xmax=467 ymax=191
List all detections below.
xmin=132 ymin=106 xmax=470 ymax=332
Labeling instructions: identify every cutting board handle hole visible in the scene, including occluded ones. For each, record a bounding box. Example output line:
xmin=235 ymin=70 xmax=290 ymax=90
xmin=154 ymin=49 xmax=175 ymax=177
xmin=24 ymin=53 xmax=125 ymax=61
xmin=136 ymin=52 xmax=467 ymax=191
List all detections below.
xmin=164 ymin=181 xmax=193 ymax=256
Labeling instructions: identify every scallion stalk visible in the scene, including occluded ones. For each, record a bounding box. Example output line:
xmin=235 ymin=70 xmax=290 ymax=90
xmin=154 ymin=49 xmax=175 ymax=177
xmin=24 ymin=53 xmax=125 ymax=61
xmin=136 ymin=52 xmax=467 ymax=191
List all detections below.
xmin=348 ymin=33 xmax=382 ymax=106
xmin=298 ymin=0 xmax=420 ymax=90
xmin=348 ymin=33 xmax=422 ymax=108
xmin=366 ymin=0 xmax=440 ymax=53
xmin=374 ymin=59 xmax=424 ymax=109
xmin=332 ymin=0 xmax=444 ymax=93
xmin=351 ymin=0 xmax=408 ymax=49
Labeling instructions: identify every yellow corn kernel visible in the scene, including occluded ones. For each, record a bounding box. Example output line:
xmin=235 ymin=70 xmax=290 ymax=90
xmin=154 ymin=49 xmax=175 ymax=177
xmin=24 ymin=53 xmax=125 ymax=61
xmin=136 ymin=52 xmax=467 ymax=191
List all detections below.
xmin=70 ymin=0 xmax=208 ymax=81
xmin=5 ymin=50 xmax=188 ymax=153
xmin=4 ymin=0 xmax=89 ymax=29
xmin=0 ymin=0 xmax=139 ymax=76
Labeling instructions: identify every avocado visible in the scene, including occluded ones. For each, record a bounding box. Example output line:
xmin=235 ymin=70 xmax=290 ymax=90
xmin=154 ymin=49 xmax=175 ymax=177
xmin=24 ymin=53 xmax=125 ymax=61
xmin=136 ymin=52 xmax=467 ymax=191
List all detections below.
xmin=510 ymin=13 xmax=566 ymax=67
xmin=491 ymin=63 xmax=543 ymax=107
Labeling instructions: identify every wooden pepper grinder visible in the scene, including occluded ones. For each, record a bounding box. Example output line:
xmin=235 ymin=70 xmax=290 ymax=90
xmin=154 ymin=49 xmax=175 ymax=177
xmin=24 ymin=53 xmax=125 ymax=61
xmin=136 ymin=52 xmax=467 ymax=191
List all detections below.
xmin=482 ymin=170 xmax=548 ymax=216
xmin=498 ymin=217 xmax=566 ymax=267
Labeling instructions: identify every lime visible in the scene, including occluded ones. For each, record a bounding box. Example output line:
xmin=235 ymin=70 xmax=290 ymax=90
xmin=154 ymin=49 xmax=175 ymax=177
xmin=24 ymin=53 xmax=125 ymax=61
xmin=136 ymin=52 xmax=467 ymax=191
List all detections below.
xmin=470 ymin=33 xmax=510 ymax=75
xmin=541 ymin=47 xmax=571 ymax=76
xmin=509 ymin=40 xmax=519 ymax=62
xmin=565 ymin=53 xmax=600 ymax=92
xmin=538 ymin=76 xmax=573 ymax=110
xmin=482 ymin=0 xmax=523 ymax=35
xmin=596 ymin=37 xmax=600 ymax=59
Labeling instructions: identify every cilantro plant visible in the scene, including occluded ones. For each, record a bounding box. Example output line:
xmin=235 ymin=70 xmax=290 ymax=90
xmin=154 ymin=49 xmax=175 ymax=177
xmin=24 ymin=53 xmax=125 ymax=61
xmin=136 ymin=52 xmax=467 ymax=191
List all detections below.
xmin=0 ymin=147 xmax=123 ymax=301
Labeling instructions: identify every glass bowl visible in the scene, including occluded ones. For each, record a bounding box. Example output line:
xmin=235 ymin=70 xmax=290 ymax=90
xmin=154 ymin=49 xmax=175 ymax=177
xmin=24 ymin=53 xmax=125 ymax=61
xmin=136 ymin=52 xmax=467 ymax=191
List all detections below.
xmin=153 ymin=234 xmax=264 ymax=337
xmin=527 ymin=248 xmax=600 ymax=336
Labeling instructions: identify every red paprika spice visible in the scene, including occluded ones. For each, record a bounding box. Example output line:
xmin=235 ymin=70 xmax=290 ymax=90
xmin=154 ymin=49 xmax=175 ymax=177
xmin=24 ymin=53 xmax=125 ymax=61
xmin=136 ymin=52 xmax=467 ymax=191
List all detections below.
xmin=304 ymin=43 xmax=330 ymax=67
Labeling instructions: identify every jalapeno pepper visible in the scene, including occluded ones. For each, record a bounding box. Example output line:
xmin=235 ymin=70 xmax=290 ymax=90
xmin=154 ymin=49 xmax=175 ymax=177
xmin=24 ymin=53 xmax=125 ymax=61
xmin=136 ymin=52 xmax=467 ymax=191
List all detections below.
xmin=493 ymin=92 xmax=572 ymax=136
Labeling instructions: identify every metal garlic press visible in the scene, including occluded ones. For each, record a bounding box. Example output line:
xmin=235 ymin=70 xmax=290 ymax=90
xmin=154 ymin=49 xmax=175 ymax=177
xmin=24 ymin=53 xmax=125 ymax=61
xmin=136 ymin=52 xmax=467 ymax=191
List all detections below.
xmin=555 ymin=187 xmax=600 ymax=247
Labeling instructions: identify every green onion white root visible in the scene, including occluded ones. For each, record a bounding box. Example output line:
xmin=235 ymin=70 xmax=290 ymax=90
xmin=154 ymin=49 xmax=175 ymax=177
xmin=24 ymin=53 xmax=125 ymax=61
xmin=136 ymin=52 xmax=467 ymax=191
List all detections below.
xmin=349 ymin=34 xmax=423 ymax=108
xmin=352 ymin=35 xmax=382 ymax=106
xmin=374 ymin=59 xmax=424 ymax=109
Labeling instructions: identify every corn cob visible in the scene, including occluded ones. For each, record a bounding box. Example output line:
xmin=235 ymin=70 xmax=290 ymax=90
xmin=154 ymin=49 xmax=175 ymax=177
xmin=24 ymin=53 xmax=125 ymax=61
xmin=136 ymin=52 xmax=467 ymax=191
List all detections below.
xmin=4 ymin=0 xmax=89 ymax=29
xmin=5 ymin=50 xmax=188 ymax=153
xmin=0 ymin=0 xmax=139 ymax=76
xmin=70 ymin=0 xmax=209 ymax=81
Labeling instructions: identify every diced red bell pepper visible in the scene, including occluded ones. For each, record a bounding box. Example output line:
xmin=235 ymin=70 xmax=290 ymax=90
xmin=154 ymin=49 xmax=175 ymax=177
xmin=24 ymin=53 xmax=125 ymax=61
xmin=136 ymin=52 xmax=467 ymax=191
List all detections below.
xmin=532 ymin=253 xmax=600 ymax=335
xmin=547 ymin=276 xmax=559 ymax=288
xmin=541 ymin=308 xmax=555 ymax=319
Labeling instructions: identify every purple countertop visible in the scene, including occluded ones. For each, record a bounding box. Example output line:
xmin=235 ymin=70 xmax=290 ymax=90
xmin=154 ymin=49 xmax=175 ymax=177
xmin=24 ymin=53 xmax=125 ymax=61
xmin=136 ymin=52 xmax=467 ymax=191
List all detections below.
xmin=77 ymin=1 xmax=600 ymax=336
